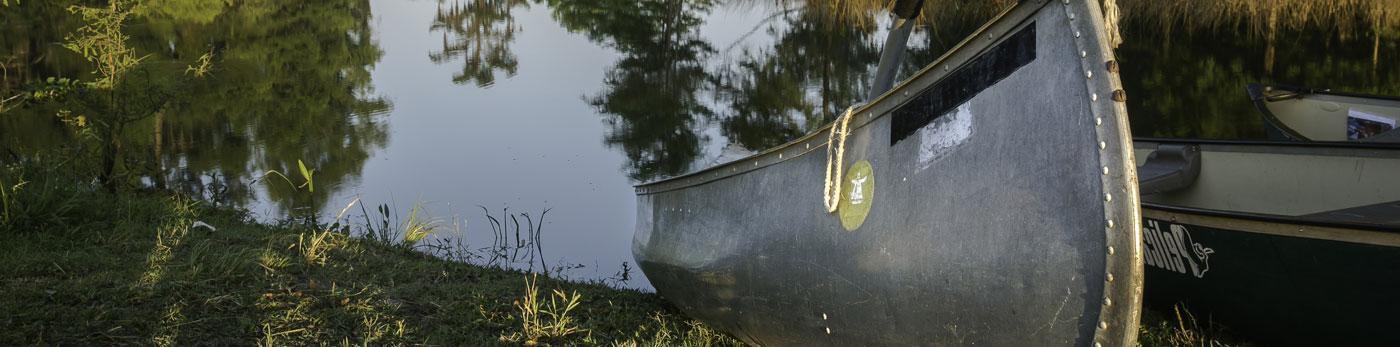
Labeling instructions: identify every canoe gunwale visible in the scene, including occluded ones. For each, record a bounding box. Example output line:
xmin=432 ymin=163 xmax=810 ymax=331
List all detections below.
xmin=633 ymin=2 xmax=1031 ymax=195
xmin=1143 ymin=202 xmax=1400 ymax=236
xmin=1138 ymin=137 xmax=1400 ymax=151
xmin=1247 ymin=83 xmax=1312 ymax=141
xmin=1251 ymin=83 xmax=1400 ymax=103
xmin=1065 ymin=0 xmax=1146 ymax=345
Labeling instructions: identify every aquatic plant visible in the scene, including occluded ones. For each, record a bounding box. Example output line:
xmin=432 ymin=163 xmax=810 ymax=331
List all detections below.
xmin=478 ymin=206 xmax=551 ymax=275
xmin=354 ymin=199 xmax=453 ymax=253
xmin=258 ymin=160 xmax=316 ymax=193
xmin=256 ymin=159 xmax=322 ymax=224
xmin=603 ymin=261 xmax=634 ymax=288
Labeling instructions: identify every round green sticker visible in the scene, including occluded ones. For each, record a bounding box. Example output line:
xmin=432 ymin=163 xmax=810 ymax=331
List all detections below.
xmin=839 ymin=160 xmax=874 ymax=231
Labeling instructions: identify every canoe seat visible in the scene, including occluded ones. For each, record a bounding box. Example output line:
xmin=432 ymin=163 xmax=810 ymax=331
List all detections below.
xmin=1138 ymin=144 xmax=1201 ymax=195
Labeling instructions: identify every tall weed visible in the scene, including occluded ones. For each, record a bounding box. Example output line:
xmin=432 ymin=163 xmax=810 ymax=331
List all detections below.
xmin=0 ymin=162 xmax=85 ymax=234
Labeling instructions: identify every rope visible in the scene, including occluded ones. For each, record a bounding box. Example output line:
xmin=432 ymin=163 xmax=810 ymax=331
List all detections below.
xmin=1102 ymin=0 xmax=1123 ymax=48
xmin=823 ymin=106 xmax=856 ymax=213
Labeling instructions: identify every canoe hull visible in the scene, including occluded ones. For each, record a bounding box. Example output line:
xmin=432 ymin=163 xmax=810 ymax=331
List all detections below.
xmin=1134 ymin=138 xmax=1400 ymax=345
xmin=635 ymin=1 xmax=1143 ymax=345
xmin=1142 ymin=206 xmax=1400 ymax=346
xmin=1249 ymin=84 xmax=1400 ymax=142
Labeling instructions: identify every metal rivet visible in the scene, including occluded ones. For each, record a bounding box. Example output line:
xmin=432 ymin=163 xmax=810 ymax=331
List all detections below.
xmin=1086 ymin=70 xmax=1093 ymax=79
xmin=1062 ymin=0 xmax=1069 ymax=4
xmin=1069 ymin=12 xmax=1075 ymax=20
xmin=1108 ymin=247 xmax=1115 ymax=255
xmin=1105 ymin=298 xmax=1112 ymax=306
xmin=1080 ymin=50 xmax=1087 ymax=58
xmin=822 ymin=313 xmax=828 ymax=320
xmin=1095 ymin=117 xmax=1102 ymax=125
xmin=904 ymin=91 xmax=909 ymax=96
xmin=1102 ymin=166 xmax=1108 ymax=175
xmin=1107 ymin=220 xmax=1115 ymax=228
xmin=1095 ymin=343 xmax=1103 ymax=347
xmin=1091 ymin=93 xmax=1099 ymax=101
xmin=944 ymin=65 xmax=950 ymax=71
xmin=825 ymin=327 xmax=832 ymax=334
xmin=779 ymin=153 xmax=783 ymax=159
xmin=1098 ymin=141 xmax=1106 ymax=149
xmin=1075 ymin=31 xmax=1081 ymax=38
xmin=1107 ymin=274 xmax=1114 ymax=282
xmin=1099 ymin=321 xmax=1108 ymax=330
xmin=754 ymin=161 xmax=759 ymax=166
xmin=806 ymin=143 xmax=811 ymax=149
xmin=1104 ymin=193 xmax=1112 ymax=202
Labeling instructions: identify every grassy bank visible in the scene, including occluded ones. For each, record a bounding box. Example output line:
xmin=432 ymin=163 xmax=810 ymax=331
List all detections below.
xmin=0 ymin=174 xmax=1239 ymax=346
xmin=0 ymin=185 xmax=740 ymax=346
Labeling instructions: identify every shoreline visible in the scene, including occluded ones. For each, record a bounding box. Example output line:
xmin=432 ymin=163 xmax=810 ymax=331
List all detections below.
xmin=0 ymin=186 xmax=1239 ymax=345
xmin=0 ymin=189 xmax=738 ymax=346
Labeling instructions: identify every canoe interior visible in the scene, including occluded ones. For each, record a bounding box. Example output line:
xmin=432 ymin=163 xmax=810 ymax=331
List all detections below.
xmin=1136 ymin=139 xmax=1400 ymax=345
xmin=1250 ymin=84 xmax=1400 ymax=142
xmin=634 ymin=0 xmax=1143 ymax=345
xmin=1134 ymin=139 xmax=1400 ymax=231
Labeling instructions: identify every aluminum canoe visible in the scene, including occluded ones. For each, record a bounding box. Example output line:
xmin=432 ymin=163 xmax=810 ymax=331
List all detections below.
xmin=1248 ymin=83 xmax=1400 ymax=143
xmin=633 ymin=0 xmax=1143 ymax=345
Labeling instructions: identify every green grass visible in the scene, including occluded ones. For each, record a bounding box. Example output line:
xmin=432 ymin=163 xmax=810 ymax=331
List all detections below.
xmin=0 ymin=189 xmax=742 ymax=346
xmin=1139 ymin=304 xmax=1248 ymax=347
xmin=0 ymin=172 xmax=1242 ymax=346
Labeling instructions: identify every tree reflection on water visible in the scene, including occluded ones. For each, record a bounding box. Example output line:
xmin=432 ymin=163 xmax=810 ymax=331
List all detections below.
xmin=0 ymin=0 xmax=1393 ymax=215
xmin=549 ymin=0 xmax=718 ymax=181
xmin=716 ymin=3 xmax=887 ymax=153
xmin=0 ymin=0 xmax=390 ymax=221
xmin=430 ymin=0 xmax=529 ymax=87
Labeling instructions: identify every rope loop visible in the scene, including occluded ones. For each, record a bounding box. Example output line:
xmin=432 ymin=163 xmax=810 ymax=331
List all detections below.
xmin=1102 ymin=0 xmax=1123 ymax=48
xmin=823 ymin=106 xmax=857 ymax=213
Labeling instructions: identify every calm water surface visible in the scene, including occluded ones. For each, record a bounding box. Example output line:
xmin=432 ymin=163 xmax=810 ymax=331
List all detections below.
xmin=0 ymin=0 xmax=1394 ymax=290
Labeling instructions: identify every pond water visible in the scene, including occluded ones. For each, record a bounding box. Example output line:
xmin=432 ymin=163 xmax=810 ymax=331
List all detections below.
xmin=1 ymin=0 xmax=1394 ymax=290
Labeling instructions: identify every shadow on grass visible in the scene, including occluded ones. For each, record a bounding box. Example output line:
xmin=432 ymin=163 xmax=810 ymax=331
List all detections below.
xmin=1139 ymin=304 xmax=1251 ymax=347
xmin=0 ymin=187 xmax=742 ymax=345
